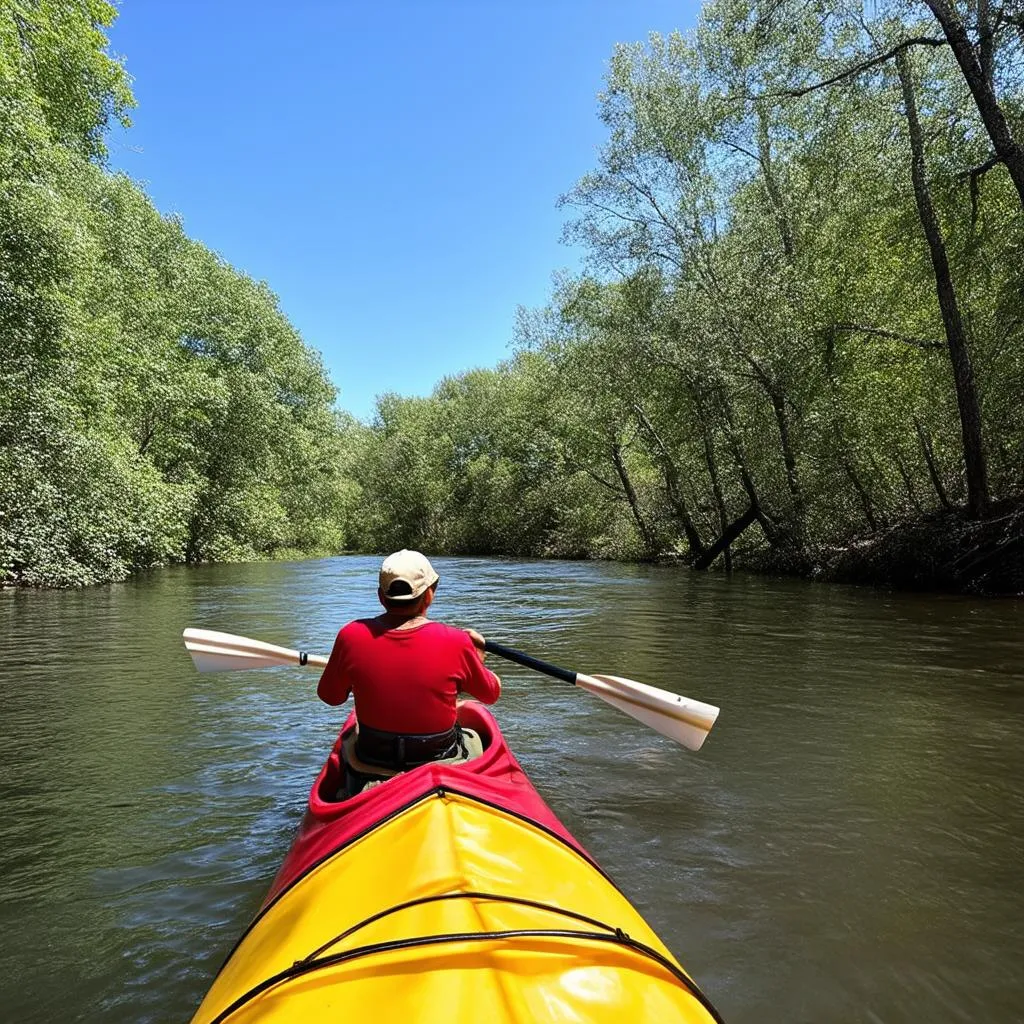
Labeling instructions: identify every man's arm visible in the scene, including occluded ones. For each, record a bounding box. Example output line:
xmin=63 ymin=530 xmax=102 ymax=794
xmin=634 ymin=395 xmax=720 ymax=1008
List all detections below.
xmin=317 ymin=630 xmax=352 ymax=706
xmin=462 ymin=629 xmax=501 ymax=703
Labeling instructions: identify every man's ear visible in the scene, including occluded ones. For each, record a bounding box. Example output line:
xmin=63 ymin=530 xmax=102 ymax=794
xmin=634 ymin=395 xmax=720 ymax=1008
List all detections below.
xmin=377 ymin=587 xmax=387 ymax=609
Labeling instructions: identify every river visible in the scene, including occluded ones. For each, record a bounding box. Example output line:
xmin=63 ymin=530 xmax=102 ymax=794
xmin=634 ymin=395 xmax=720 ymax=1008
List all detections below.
xmin=1 ymin=556 xmax=1022 ymax=1022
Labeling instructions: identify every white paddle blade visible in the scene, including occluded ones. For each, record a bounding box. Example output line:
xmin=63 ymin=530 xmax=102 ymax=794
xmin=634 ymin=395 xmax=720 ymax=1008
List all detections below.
xmin=185 ymin=642 xmax=302 ymax=673
xmin=182 ymin=629 xmax=328 ymax=673
xmin=184 ymin=628 xmax=307 ymax=661
xmin=576 ymin=672 xmax=720 ymax=751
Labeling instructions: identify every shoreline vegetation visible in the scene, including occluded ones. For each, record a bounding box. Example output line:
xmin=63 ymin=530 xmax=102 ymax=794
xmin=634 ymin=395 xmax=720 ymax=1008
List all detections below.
xmin=2 ymin=3 xmax=1022 ymax=596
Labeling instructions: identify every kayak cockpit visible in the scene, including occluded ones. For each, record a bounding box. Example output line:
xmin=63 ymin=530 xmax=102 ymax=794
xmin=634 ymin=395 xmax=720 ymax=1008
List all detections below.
xmin=314 ymin=700 xmax=496 ymax=804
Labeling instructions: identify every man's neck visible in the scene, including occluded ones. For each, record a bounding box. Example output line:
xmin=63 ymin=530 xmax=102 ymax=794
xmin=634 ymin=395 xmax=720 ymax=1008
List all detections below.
xmin=381 ymin=611 xmax=429 ymax=630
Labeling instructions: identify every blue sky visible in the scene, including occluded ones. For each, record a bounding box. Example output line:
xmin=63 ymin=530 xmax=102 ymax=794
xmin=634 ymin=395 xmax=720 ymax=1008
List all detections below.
xmin=106 ymin=1 xmax=701 ymax=420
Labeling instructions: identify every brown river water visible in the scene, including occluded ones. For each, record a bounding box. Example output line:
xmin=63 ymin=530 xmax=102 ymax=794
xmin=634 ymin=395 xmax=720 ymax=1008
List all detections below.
xmin=1 ymin=556 xmax=1023 ymax=1022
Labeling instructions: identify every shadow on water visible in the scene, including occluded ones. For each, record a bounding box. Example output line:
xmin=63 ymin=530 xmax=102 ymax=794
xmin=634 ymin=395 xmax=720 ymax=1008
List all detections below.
xmin=1 ymin=557 xmax=1023 ymax=1022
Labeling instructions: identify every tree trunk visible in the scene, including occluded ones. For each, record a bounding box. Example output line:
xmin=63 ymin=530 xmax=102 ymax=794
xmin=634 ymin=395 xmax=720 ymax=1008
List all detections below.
xmin=756 ymin=103 xmax=796 ymax=259
xmin=897 ymin=49 xmax=990 ymax=518
xmin=719 ymin=390 xmax=782 ymax=545
xmin=610 ymin=438 xmax=657 ymax=553
xmin=914 ymin=416 xmax=952 ymax=509
xmin=769 ymin=391 xmax=802 ymax=510
xmin=977 ymin=0 xmax=994 ymax=87
xmin=825 ymin=345 xmax=880 ymax=533
xmin=692 ymin=504 xmax=761 ymax=571
xmin=742 ymin=355 xmax=805 ymax=537
xmin=923 ymin=0 xmax=1024 ymax=212
xmin=894 ymin=451 xmax=923 ymax=511
xmin=844 ymin=459 xmax=879 ymax=532
xmin=633 ymin=403 xmax=706 ymax=556
xmin=185 ymin=515 xmax=203 ymax=564
xmin=694 ymin=390 xmax=733 ymax=571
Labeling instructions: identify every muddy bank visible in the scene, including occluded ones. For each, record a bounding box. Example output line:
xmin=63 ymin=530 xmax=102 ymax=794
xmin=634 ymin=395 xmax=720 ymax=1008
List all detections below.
xmin=812 ymin=498 xmax=1024 ymax=595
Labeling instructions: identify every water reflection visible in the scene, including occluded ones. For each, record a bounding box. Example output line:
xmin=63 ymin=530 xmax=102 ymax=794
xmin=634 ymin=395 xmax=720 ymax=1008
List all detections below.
xmin=1 ymin=558 xmax=1023 ymax=1022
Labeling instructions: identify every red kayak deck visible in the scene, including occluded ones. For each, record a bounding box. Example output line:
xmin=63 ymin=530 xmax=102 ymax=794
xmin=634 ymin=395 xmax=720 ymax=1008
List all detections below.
xmin=265 ymin=701 xmax=593 ymax=905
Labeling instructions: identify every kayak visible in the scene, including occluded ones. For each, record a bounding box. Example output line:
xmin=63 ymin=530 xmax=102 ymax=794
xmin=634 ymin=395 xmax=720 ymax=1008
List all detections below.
xmin=190 ymin=701 xmax=723 ymax=1023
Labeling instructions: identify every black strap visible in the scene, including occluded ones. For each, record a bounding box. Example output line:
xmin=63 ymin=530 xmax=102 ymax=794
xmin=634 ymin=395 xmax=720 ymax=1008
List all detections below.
xmin=356 ymin=723 xmax=462 ymax=769
xmin=299 ymin=889 xmax=624 ymax=963
xmin=207 ymin=926 xmax=725 ymax=1024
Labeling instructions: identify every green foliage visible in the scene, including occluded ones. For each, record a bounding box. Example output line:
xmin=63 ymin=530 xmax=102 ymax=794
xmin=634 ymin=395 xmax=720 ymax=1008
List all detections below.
xmin=0 ymin=1 xmax=353 ymax=586
xmin=333 ymin=0 xmax=1023 ymax=568
xmin=4 ymin=0 xmax=1022 ymax=584
xmin=1 ymin=0 xmax=134 ymax=161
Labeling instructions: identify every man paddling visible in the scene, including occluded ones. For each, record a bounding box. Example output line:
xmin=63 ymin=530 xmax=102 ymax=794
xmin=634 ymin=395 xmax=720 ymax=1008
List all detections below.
xmin=317 ymin=549 xmax=500 ymax=791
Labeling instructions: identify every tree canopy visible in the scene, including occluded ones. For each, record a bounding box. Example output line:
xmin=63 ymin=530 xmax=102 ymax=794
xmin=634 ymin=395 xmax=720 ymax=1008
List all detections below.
xmin=333 ymin=0 xmax=1024 ymax=580
xmin=1 ymin=0 xmax=351 ymax=585
xmin=3 ymin=0 xmax=1021 ymax=588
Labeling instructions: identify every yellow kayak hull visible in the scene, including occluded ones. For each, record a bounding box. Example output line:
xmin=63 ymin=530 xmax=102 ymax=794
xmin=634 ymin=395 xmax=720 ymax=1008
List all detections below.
xmin=191 ymin=706 xmax=721 ymax=1023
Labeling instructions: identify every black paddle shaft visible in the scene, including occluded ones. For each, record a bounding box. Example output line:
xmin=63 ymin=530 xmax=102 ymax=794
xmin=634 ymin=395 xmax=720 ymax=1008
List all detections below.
xmin=484 ymin=641 xmax=578 ymax=685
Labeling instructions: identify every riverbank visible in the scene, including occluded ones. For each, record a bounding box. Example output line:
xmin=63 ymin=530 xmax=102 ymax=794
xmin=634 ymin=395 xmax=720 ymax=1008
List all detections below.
xmin=817 ymin=497 xmax=1024 ymax=596
xmin=6 ymin=499 xmax=1023 ymax=597
xmin=0 ymin=545 xmax=347 ymax=590
xmin=659 ymin=496 xmax=1024 ymax=596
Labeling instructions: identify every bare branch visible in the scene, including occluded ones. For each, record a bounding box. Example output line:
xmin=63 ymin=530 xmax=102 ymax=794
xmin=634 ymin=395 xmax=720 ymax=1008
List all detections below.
xmin=834 ymin=322 xmax=945 ymax=350
xmin=956 ymin=153 xmax=1003 ymax=180
xmin=774 ymin=36 xmax=946 ymax=98
xmin=649 ymin=248 xmax=686 ymax=271
xmin=719 ymin=139 xmax=760 ymax=163
xmin=581 ymin=199 xmax=657 ymax=230
xmin=620 ymin=172 xmax=691 ymax=253
xmin=585 ymin=468 xmax=625 ymax=495
xmin=957 ymin=153 xmax=1003 ymax=226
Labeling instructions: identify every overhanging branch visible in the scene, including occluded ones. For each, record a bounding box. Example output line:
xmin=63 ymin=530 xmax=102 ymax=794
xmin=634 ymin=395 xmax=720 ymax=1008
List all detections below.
xmin=957 ymin=154 xmax=1003 ymax=181
xmin=774 ymin=36 xmax=946 ymax=98
xmin=835 ymin=322 xmax=945 ymax=351
xmin=957 ymin=153 xmax=1004 ymax=226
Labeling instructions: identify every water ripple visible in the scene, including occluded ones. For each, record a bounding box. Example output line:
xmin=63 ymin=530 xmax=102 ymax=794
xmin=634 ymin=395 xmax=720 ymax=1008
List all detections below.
xmin=1 ymin=558 xmax=1023 ymax=1022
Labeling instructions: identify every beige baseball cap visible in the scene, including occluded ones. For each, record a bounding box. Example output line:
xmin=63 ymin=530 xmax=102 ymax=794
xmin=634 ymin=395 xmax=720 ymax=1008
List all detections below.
xmin=378 ymin=549 xmax=439 ymax=600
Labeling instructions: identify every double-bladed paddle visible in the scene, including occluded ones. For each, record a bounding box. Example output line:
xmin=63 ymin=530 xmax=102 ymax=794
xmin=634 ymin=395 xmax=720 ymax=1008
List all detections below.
xmin=483 ymin=641 xmax=718 ymax=751
xmin=182 ymin=628 xmax=719 ymax=751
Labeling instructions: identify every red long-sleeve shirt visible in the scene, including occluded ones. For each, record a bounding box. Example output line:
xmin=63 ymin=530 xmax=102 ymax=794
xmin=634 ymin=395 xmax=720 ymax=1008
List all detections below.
xmin=316 ymin=619 xmax=500 ymax=734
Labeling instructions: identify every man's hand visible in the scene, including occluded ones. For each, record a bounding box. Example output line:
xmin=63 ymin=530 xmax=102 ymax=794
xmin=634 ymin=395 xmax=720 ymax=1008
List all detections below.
xmin=466 ymin=628 xmax=487 ymax=655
